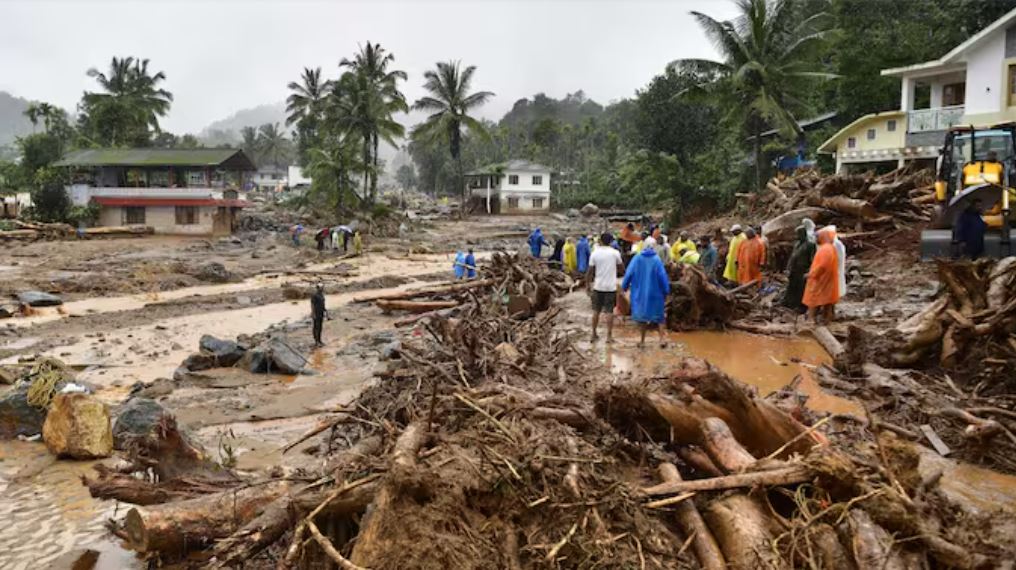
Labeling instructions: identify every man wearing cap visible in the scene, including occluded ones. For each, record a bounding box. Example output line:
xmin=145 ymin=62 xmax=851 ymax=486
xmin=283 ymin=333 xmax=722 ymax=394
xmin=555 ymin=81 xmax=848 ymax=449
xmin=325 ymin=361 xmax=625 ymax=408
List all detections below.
xmin=722 ymin=224 xmax=746 ymax=285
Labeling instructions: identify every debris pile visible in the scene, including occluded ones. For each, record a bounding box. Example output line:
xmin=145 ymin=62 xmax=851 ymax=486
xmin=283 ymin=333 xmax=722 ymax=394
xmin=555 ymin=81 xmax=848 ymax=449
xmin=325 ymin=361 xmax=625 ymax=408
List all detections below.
xmin=0 ymin=221 xmax=153 ymax=241
xmin=666 ymin=264 xmax=750 ymax=330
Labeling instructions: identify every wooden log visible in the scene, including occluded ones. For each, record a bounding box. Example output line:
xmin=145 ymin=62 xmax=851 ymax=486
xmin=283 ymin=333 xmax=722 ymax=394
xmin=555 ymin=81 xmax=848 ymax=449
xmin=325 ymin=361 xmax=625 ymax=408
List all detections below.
xmin=762 ymin=207 xmax=835 ymax=243
xmin=354 ymin=279 xmax=493 ymax=303
xmin=805 ymin=195 xmax=878 ymax=219
xmin=811 ymin=523 xmax=857 ymax=570
xmin=642 ymin=464 xmax=814 ymax=496
xmin=704 ymin=494 xmax=788 ymax=570
xmin=84 ymin=225 xmax=154 ymax=235
xmin=393 ymin=307 xmax=458 ymax=327
xmin=84 ymin=466 xmax=235 ymax=506
xmin=700 ymin=417 xmax=757 ymax=472
xmin=677 ymin=446 xmax=724 ymax=477
xmin=839 ymin=509 xmax=908 ymax=570
xmin=657 ymin=463 xmax=726 ymax=570
xmin=375 ymin=299 xmax=460 ymax=314
xmin=124 ymin=480 xmax=291 ymax=554
xmin=809 ymin=325 xmax=845 ymax=358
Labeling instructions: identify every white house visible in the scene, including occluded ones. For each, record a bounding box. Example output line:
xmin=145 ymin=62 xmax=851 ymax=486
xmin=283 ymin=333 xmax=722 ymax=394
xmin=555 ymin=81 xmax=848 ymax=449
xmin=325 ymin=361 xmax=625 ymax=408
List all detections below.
xmin=820 ymin=7 xmax=1016 ymax=172
xmin=252 ymin=166 xmax=288 ymax=192
xmin=55 ymin=148 xmax=254 ymax=236
xmin=465 ymin=159 xmax=551 ymax=214
xmin=288 ymin=165 xmax=312 ymax=190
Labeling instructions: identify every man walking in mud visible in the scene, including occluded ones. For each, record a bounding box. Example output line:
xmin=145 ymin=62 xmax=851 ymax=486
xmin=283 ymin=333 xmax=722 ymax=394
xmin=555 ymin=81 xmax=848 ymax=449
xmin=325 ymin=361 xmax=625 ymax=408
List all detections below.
xmin=311 ymin=284 xmax=327 ymax=347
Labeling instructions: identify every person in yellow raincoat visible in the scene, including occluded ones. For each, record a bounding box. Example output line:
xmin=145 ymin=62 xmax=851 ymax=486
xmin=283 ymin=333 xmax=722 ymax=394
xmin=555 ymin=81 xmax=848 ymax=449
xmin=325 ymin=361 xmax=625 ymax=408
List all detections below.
xmin=563 ymin=237 xmax=577 ymax=272
xmin=353 ymin=231 xmax=363 ymax=255
xmin=722 ymin=224 xmax=745 ymax=284
xmin=669 ymin=232 xmax=697 ymax=262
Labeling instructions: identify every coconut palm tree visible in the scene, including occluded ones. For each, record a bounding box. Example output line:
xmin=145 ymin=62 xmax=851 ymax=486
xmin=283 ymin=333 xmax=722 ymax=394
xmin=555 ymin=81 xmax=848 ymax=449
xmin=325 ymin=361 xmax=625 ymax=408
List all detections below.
xmin=412 ymin=60 xmax=494 ymax=208
xmin=338 ymin=42 xmax=408 ymax=203
xmin=256 ymin=123 xmax=292 ymax=169
xmin=287 ymin=67 xmax=332 ymax=166
xmin=240 ymin=126 xmax=260 ymax=165
xmin=675 ymin=0 xmax=833 ymax=190
xmin=307 ymin=133 xmax=364 ymax=213
xmin=81 ymin=56 xmax=173 ymax=145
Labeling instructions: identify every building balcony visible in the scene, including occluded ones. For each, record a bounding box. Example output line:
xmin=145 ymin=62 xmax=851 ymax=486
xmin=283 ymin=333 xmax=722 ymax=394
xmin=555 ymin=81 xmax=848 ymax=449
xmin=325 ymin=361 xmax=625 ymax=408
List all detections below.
xmin=908 ymin=105 xmax=965 ymax=133
xmin=66 ymin=185 xmax=231 ymax=206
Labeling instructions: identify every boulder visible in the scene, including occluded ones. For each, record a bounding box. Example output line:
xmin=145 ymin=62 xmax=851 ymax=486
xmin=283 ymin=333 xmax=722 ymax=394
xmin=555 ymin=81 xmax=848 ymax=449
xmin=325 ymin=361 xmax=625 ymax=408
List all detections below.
xmin=238 ymin=348 xmax=268 ymax=373
xmin=380 ymin=340 xmax=402 ymax=361
xmin=198 ymin=334 xmax=245 ymax=367
xmin=112 ymin=397 xmax=168 ymax=450
xmin=566 ymin=208 xmax=581 ymax=218
xmin=239 ymin=338 xmax=306 ymax=374
xmin=42 ymin=392 xmax=113 ymax=459
xmin=17 ymin=290 xmax=63 ymax=307
xmin=0 ymin=382 xmax=48 ymax=438
xmin=0 ymin=304 xmax=15 ymax=318
xmin=0 ymin=366 xmax=16 ymax=385
xmin=181 ymin=352 xmax=216 ymax=372
xmin=194 ymin=262 xmax=235 ymax=283
xmin=580 ymin=203 xmax=600 ymax=217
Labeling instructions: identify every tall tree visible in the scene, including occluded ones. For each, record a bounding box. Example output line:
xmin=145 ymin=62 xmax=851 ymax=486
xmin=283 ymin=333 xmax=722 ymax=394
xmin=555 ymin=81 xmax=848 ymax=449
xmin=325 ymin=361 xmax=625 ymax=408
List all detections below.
xmin=337 ymin=42 xmax=408 ymax=203
xmin=677 ymin=0 xmax=833 ymax=190
xmin=256 ymin=123 xmax=292 ymax=169
xmin=79 ymin=56 xmax=173 ymax=146
xmin=412 ymin=60 xmax=494 ymax=209
xmin=286 ymin=67 xmax=331 ymax=166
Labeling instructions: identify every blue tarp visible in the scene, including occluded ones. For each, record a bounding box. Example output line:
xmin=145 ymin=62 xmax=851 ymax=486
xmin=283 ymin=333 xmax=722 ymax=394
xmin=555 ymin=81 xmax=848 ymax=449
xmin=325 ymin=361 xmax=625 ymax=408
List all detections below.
xmin=621 ymin=248 xmax=670 ymax=324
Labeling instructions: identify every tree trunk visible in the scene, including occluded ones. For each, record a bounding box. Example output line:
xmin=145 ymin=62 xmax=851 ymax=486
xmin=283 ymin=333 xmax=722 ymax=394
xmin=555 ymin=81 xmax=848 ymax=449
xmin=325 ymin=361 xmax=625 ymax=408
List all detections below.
xmin=372 ymin=134 xmax=380 ymax=202
xmin=705 ymin=494 xmax=787 ymax=570
xmin=657 ymin=463 xmax=726 ymax=570
xmin=753 ymin=120 xmax=763 ymax=192
xmin=375 ymin=300 xmax=460 ymax=314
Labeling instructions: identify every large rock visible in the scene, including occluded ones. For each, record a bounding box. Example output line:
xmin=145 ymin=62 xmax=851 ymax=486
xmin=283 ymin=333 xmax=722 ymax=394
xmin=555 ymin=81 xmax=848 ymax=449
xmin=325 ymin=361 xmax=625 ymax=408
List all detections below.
xmin=17 ymin=290 xmax=63 ymax=307
xmin=0 ymin=382 xmax=48 ymax=438
xmin=580 ymin=203 xmax=600 ymax=217
xmin=42 ymin=392 xmax=113 ymax=459
xmin=112 ymin=397 xmax=168 ymax=450
xmin=181 ymin=352 xmax=216 ymax=372
xmin=198 ymin=334 xmax=245 ymax=367
xmin=194 ymin=262 xmax=235 ymax=283
xmin=239 ymin=338 xmax=306 ymax=374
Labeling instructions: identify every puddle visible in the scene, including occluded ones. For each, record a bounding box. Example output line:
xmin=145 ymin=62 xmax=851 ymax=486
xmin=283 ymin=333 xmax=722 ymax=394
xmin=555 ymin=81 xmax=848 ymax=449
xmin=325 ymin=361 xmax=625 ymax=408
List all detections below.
xmin=602 ymin=328 xmax=859 ymax=415
xmin=918 ymin=447 xmax=1016 ymax=515
xmin=0 ymin=441 xmax=141 ymax=569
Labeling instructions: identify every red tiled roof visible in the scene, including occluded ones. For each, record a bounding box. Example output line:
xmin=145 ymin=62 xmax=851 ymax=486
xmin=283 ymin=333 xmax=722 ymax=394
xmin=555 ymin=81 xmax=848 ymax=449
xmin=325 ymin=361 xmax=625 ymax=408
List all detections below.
xmin=92 ymin=197 xmax=249 ymax=208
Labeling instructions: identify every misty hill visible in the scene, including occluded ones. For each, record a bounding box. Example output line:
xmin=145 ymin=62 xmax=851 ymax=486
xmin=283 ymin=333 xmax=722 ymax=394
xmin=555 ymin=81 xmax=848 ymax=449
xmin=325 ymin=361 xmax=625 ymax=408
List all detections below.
xmin=0 ymin=91 xmax=36 ymax=146
xmin=198 ymin=102 xmax=288 ymax=145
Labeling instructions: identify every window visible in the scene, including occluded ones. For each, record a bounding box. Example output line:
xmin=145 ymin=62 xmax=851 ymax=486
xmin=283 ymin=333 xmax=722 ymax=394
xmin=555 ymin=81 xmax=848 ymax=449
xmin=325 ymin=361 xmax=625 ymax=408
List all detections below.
xmin=123 ymin=206 xmax=145 ymax=225
xmin=887 ymin=120 xmax=897 ymax=132
xmin=532 ymin=198 xmax=544 ymax=209
xmin=188 ymin=171 xmax=207 ymax=186
xmin=508 ymin=197 xmax=519 ymax=209
xmin=532 ymin=175 xmax=543 ymax=185
xmin=508 ymin=175 xmax=519 ymax=185
xmin=847 ymin=137 xmax=856 ymax=149
xmin=866 ymin=128 xmax=876 ymax=141
xmin=943 ymin=82 xmax=966 ymax=106
xmin=175 ymin=206 xmax=199 ymax=225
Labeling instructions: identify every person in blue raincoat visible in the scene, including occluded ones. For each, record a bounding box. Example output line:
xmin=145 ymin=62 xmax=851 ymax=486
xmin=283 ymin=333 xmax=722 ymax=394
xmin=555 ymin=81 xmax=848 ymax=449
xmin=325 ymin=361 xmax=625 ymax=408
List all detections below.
xmin=464 ymin=249 xmax=477 ymax=278
xmin=528 ymin=227 xmax=549 ymax=258
xmin=453 ymin=251 xmax=466 ymax=280
xmin=576 ymin=235 xmax=591 ymax=273
xmin=621 ymin=237 xmax=671 ymax=347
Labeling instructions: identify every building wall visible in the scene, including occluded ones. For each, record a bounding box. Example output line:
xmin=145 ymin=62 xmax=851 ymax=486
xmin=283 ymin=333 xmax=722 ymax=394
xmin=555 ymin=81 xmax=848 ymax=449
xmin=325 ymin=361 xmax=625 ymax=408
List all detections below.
xmin=499 ymin=188 xmax=550 ymax=213
xmin=966 ymin=30 xmax=1006 ymax=115
xmin=98 ymin=205 xmax=217 ymax=234
xmin=501 ymin=170 xmax=549 ymax=194
xmin=835 ymin=114 xmax=906 ymax=154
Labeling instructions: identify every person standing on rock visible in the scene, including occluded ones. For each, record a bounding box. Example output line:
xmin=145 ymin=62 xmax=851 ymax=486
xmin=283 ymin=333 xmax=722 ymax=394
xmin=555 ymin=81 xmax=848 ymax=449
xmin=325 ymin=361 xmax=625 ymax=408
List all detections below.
xmin=622 ymin=236 xmax=670 ymax=348
xmin=311 ymin=284 xmax=327 ymax=347
xmin=586 ymin=232 xmax=624 ymax=343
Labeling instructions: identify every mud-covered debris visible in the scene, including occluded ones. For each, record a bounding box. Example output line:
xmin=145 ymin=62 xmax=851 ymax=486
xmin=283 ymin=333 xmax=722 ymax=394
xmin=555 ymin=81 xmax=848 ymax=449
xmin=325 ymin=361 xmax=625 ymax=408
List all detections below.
xmin=17 ymin=290 xmax=63 ymax=307
xmin=42 ymin=392 xmax=113 ymax=459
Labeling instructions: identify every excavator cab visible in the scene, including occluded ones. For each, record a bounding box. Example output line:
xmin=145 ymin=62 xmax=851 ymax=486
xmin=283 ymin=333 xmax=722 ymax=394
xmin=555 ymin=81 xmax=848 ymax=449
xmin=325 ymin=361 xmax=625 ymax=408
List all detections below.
xmin=920 ymin=124 xmax=1016 ymax=259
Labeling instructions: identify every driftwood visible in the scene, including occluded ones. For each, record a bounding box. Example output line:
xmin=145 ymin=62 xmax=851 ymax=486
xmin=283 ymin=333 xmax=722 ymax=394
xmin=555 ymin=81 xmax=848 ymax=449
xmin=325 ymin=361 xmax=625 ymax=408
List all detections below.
xmin=762 ymin=207 xmax=835 ymax=243
xmin=810 ymin=325 xmax=845 ymax=358
xmin=375 ymin=299 xmax=460 ymax=314
xmin=354 ymin=279 xmax=493 ymax=303
xmin=805 ymin=195 xmax=878 ymax=219
xmin=643 ymin=464 xmax=814 ymax=496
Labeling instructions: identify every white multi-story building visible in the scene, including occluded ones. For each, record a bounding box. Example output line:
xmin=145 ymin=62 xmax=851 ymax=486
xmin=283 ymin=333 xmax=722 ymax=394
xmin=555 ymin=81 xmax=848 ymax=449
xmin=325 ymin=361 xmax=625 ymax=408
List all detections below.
xmin=465 ymin=159 xmax=551 ymax=214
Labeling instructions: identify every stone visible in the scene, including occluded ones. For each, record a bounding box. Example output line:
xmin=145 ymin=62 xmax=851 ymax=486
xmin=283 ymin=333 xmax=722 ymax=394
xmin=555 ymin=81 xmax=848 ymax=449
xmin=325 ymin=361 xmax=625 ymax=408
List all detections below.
xmin=198 ymin=334 xmax=245 ymax=367
xmin=0 ymin=382 xmax=48 ymax=438
xmin=182 ymin=352 xmax=216 ymax=372
xmin=112 ymin=397 xmax=168 ymax=450
xmin=17 ymin=290 xmax=63 ymax=307
xmin=44 ymin=547 xmax=99 ymax=570
xmin=239 ymin=338 xmax=306 ymax=374
xmin=194 ymin=262 xmax=235 ymax=283
xmin=0 ymin=366 xmax=16 ymax=385
xmin=0 ymin=305 xmax=15 ymax=318
xmin=42 ymin=392 xmax=113 ymax=459
xmin=566 ymin=208 xmax=581 ymax=218
xmin=494 ymin=342 xmax=521 ymax=363
xmin=380 ymin=340 xmax=402 ymax=361
xmin=580 ymin=203 xmax=600 ymax=216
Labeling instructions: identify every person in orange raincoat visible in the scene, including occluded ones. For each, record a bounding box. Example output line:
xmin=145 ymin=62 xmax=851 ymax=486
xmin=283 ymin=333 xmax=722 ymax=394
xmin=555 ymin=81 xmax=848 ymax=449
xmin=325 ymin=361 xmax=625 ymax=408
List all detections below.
xmin=735 ymin=227 xmax=766 ymax=286
xmin=803 ymin=228 xmax=840 ymax=323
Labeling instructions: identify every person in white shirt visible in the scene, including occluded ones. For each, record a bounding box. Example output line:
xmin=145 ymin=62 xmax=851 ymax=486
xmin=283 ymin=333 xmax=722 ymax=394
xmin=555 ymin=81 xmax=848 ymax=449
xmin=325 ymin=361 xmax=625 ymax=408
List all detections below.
xmin=586 ymin=232 xmax=624 ymax=343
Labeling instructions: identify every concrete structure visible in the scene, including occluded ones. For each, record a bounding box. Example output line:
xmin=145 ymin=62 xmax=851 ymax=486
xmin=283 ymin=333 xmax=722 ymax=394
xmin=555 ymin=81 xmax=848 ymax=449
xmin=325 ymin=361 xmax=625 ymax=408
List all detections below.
xmin=252 ymin=166 xmax=288 ymax=191
xmin=55 ymin=148 xmax=255 ymax=236
xmin=287 ymin=165 xmax=312 ymax=190
xmin=465 ymin=159 xmax=551 ymax=214
xmin=820 ymin=7 xmax=1016 ymax=172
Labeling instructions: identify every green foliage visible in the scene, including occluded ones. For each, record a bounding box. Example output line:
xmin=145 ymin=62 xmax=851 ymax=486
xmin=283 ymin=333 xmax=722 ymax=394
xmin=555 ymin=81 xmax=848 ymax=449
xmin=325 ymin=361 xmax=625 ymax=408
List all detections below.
xmin=27 ymin=168 xmax=71 ymax=222
xmin=16 ymin=132 xmax=64 ymax=177
xmin=0 ymin=160 xmax=25 ymax=195
xmin=77 ymin=56 xmax=173 ymax=147
xmin=67 ymin=202 xmax=101 ymax=226
xmin=395 ymin=163 xmax=417 ymax=190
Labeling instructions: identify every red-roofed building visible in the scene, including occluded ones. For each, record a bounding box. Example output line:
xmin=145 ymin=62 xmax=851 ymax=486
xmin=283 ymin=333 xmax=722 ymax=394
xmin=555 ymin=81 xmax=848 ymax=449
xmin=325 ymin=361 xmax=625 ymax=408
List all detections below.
xmin=55 ymin=148 xmax=256 ymax=236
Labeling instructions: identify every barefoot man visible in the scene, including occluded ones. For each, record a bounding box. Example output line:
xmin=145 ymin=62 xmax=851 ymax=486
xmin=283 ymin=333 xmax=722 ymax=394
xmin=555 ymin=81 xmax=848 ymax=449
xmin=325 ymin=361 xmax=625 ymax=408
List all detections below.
xmin=586 ymin=232 xmax=624 ymax=343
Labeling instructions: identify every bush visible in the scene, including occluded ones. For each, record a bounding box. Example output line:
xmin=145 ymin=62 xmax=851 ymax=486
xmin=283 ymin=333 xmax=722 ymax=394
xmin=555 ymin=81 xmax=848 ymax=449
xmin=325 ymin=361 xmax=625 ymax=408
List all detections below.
xmin=27 ymin=168 xmax=71 ymax=223
xmin=67 ymin=202 xmax=101 ymax=227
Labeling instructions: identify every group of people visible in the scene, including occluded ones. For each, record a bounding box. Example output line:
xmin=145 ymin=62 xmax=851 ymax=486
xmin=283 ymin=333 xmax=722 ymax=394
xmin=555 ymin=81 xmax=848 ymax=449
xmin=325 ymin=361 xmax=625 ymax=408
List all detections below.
xmin=289 ymin=223 xmax=363 ymax=255
xmin=452 ymin=249 xmax=477 ymax=280
xmin=781 ymin=220 xmax=847 ymax=323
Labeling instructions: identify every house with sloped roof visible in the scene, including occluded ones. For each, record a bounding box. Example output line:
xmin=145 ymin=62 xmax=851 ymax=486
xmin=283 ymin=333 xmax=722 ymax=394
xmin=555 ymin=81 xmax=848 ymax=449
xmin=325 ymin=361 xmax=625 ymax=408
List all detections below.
xmin=464 ymin=159 xmax=551 ymax=214
xmin=820 ymin=7 xmax=1016 ymax=172
xmin=55 ymin=148 xmax=255 ymax=235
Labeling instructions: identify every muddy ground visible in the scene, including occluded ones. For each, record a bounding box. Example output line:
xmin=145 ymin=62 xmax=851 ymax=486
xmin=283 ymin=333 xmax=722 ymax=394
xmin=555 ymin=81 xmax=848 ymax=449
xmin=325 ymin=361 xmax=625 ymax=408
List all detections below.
xmin=0 ymin=211 xmax=1013 ymax=569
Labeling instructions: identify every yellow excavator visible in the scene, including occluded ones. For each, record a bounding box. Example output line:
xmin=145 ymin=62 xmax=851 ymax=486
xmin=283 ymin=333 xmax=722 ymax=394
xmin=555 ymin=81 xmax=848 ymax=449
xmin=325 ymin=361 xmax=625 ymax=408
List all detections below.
xmin=920 ymin=123 xmax=1016 ymax=259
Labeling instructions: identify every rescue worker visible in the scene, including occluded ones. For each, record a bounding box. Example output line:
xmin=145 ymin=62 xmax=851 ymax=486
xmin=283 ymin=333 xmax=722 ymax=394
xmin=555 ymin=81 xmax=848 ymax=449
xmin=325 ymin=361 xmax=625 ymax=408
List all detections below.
xmin=453 ymin=251 xmax=466 ymax=280
xmin=576 ymin=235 xmax=591 ymax=273
xmin=621 ymin=237 xmax=671 ymax=348
xmin=698 ymin=236 xmax=718 ymax=276
xmin=781 ymin=225 xmax=816 ymax=312
xmin=464 ymin=249 xmax=476 ymax=278
xmin=550 ymin=237 xmax=566 ymax=269
xmin=827 ymin=225 xmax=846 ymax=301
xmin=678 ymin=247 xmax=700 ymax=265
xmin=803 ymin=228 xmax=839 ymax=324
xmin=955 ymin=198 xmax=987 ymax=259
xmin=310 ymin=283 xmax=326 ymax=347
xmin=670 ymin=232 xmax=697 ymax=262
xmin=528 ymin=227 xmax=549 ymax=258
xmin=736 ymin=227 xmax=766 ymax=287
xmin=563 ymin=237 xmax=578 ymax=273
xmin=619 ymin=223 xmax=641 ymax=256
xmin=722 ymin=225 xmax=745 ymax=285
xmin=353 ymin=230 xmax=363 ymax=256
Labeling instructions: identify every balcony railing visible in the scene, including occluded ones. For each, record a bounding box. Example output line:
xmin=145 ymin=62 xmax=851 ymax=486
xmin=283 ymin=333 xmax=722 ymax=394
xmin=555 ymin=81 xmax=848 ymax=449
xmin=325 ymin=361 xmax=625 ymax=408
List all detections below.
xmin=908 ymin=105 xmax=965 ymax=133
xmin=66 ymin=185 xmax=229 ymax=206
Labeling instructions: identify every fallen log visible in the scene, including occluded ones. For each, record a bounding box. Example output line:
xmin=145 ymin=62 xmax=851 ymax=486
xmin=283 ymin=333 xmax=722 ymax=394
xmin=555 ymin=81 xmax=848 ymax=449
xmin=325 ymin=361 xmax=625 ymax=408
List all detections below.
xmin=375 ymin=299 xmax=460 ymax=314
xmin=393 ymin=306 xmax=458 ymax=327
xmin=705 ymin=494 xmax=788 ymax=570
xmin=805 ymin=195 xmax=878 ymax=219
xmin=700 ymin=417 xmax=757 ymax=472
xmin=839 ymin=509 xmax=908 ymax=570
xmin=84 ymin=466 xmax=234 ymax=506
xmin=809 ymin=325 xmax=845 ymax=358
xmin=642 ymin=464 xmax=814 ymax=496
xmin=354 ymin=279 xmax=493 ymax=303
xmin=657 ymin=463 xmax=726 ymax=570
xmin=762 ymin=207 xmax=835 ymax=243
xmin=124 ymin=480 xmax=291 ymax=554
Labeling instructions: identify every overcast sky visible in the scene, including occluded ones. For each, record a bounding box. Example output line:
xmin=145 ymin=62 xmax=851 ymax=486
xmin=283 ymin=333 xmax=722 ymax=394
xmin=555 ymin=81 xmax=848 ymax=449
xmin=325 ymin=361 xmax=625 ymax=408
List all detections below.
xmin=1 ymin=0 xmax=740 ymax=134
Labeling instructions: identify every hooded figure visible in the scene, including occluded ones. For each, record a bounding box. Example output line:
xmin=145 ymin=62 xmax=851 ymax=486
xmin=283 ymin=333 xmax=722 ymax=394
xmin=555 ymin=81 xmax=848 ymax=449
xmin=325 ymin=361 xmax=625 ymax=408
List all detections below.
xmin=563 ymin=238 xmax=578 ymax=272
xmin=723 ymin=225 xmax=745 ymax=283
xmin=453 ymin=251 xmax=466 ymax=279
xmin=781 ymin=225 xmax=816 ymax=311
xmin=528 ymin=228 xmax=548 ymax=258
xmin=736 ymin=228 xmax=766 ymax=286
xmin=803 ymin=228 xmax=840 ymax=317
xmin=955 ymin=200 xmax=987 ymax=258
xmin=802 ymin=218 xmax=817 ymax=245
xmin=464 ymin=249 xmax=476 ymax=278
xmin=621 ymin=237 xmax=671 ymax=325
xmin=576 ymin=236 xmax=591 ymax=273
xmin=826 ymin=225 xmax=847 ymax=300
xmin=550 ymin=237 xmax=566 ymax=269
